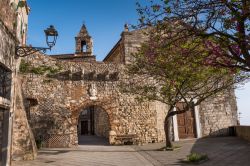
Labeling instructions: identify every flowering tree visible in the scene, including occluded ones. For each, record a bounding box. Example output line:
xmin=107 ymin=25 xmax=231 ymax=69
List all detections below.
xmin=136 ymin=0 xmax=250 ymax=71
xmin=122 ymin=28 xmax=246 ymax=148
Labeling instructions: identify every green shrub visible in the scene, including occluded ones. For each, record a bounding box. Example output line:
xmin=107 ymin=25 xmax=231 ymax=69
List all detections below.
xmin=19 ymin=60 xmax=62 ymax=75
xmin=19 ymin=59 xmax=31 ymax=73
xmin=187 ymin=153 xmax=208 ymax=163
xmin=30 ymin=66 xmax=47 ymax=75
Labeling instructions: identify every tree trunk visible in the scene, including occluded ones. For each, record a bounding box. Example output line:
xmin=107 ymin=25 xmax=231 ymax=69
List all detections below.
xmin=164 ymin=111 xmax=173 ymax=148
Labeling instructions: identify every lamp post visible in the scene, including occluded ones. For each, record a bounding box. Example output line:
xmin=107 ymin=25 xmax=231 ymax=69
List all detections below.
xmin=16 ymin=25 xmax=58 ymax=58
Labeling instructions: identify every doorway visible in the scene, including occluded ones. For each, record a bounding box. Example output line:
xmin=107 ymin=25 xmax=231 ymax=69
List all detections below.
xmin=0 ymin=108 xmax=10 ymax=165
xmin=77 ymin=106 xmax=110 ymax=145
xmin=176 ymin=102 xmax=197 ymax=139
xmin=81 ymin=121 xmax=88 ymax=135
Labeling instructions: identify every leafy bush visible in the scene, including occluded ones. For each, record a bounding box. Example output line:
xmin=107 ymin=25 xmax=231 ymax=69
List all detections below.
xmin=30 ymin=66 xmax=47 ymax=75
xmin=187 ymin=153 xmax=208 ymax=163
xmin=19 ymin=60 xmax=62 ymax=75
xmin=19 ymin=59 xmax=31 ymax=73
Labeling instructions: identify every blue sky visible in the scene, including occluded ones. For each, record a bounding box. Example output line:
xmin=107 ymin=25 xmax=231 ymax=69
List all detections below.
xmin=27 ymin=0 xmax=250 ymax=125
xmin=236 ymin=82 xmax=250 ymax=125
xmin=27 ymin=0 xmax=140 ymax=60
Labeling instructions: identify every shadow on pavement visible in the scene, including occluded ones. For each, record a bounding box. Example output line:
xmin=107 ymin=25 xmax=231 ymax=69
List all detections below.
xmin=187 ymin=136 xmax=250 ymax=166
xmin=38 ymin=150 xmax=71 ymax=155
xmin=78 ymin=135 xmax=110 ymax=146
xmin=132 ymin=136 xmax=250 ymax=166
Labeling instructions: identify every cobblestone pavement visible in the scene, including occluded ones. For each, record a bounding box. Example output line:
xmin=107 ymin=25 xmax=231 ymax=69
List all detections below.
xmin=12 ymin=137 xmax=250 ymax=166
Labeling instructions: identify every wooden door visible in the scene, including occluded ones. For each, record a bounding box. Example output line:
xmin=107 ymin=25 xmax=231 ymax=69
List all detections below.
xmin=81 ymin=121 xmax=88 ymax=135
xmin=177 ymin=102 xmax=196 ymax=139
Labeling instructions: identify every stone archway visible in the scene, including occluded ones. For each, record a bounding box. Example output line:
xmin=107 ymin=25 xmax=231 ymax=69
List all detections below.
xmin=77 ymin=105 xmax=111 ymax=145
xmin=71 ymin=99 xmax=117 ymax=145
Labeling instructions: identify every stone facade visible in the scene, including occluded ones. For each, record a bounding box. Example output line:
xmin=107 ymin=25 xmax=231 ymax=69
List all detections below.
xmin=19 ymin=52 xmax=167 ymax=147
xmin=0 ymin=0 xmax=37 ymax=164
xmin=11 ymin=79 xmax=37 ymax=161
xmin=199 ymin=88 xmax=238 ymax=136
xmin=77 ymin=106 xmax=110 ymax=138
xmin=17 ymin=25 xmax=238 ymax=151
xmin=104 ymin=26 xmax=238 ymax=139
xmin=0 ymin=6 xmax=17 ymax=165
xmin=104 ymin=28 xmax=148 ymax=64
xmin=0 ymin=0 xmax=16 ymax=32
xmin=94 ymin=107 xmax=111 ymax=138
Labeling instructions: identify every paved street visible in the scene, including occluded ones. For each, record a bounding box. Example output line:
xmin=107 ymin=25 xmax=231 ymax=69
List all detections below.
xmin=12 ymin=136 xmax=250 ymax=166
xmin=12 ymin=144 xmax=153 ymax=166
xmin=134 ymin=137 xmax=250 ymax=166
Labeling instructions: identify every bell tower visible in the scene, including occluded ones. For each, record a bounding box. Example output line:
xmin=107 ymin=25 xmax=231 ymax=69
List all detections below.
xmin=75 ymin=24 xmax=94 ymax=57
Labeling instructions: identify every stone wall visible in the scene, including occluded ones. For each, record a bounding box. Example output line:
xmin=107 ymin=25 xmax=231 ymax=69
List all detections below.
xmin=11 ymin=79 xmax=37 ymax=161
xmin=0 ymin=9 xmax=16 ymax=165
xmin=104 ymin=27 xmax=238 ymax=139
xmin=94 ymin=107 xmax=110 ymax=138
xmin=122 ymin=29 xmax=148 ymax=64
xmin=0 ymin=0 xmax=16 ymax=32
xmin=18 ymin=27 xmax=239 ymax=150
xmin=0 ymin=20 xmax=16 ymax=70
xmin=104 ymin=29 xmax=148 ymax=64
xmin=0 ymin=0 xmax=29 ymax=44
xmin=199 ymin=88 xmax=238 ymax=136
xmin=20 ymin=53 xmax=166 ymax=147
xmin=235 ymin=126 xmax=250 ymax=142
xmin=104 ymin=39 xmax=125 ymax=63
xmin=0 ymin=1 xmax=36 ymax=163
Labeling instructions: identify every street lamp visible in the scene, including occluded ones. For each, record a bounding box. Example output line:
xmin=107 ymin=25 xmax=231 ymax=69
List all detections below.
xmin=44 ymin=25 xmax=58 ymax=49
xmin=16 ymin=25 xmax=58 ymax=58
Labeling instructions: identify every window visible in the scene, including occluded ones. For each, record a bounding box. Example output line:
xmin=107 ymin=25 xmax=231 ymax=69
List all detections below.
xmin=0 ymin=64 xmax=11 ymax=99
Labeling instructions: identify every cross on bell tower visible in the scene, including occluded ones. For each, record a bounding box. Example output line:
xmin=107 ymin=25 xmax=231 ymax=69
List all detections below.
xmin=75 ymin=24 xmax=93 ymax=56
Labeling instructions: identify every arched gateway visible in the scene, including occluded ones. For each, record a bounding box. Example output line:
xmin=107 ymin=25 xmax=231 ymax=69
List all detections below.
xmin=77 ymin=105 xmax=110 ymax=144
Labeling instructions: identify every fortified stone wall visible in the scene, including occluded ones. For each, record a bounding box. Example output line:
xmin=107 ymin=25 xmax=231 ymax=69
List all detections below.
xmin=20 ymin=53 xmax=167 ymax=147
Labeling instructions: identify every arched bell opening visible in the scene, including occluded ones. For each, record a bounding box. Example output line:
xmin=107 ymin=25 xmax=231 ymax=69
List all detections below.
xmin=81 ymin=40 xmax=87 ymax=53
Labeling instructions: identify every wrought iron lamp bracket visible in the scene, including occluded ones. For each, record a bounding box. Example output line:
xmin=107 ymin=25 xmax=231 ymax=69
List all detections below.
xmin=15 ymin=25 xmax=58 ymax=58
xmin=15 ymin=46 xmax=51 ymax=58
